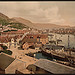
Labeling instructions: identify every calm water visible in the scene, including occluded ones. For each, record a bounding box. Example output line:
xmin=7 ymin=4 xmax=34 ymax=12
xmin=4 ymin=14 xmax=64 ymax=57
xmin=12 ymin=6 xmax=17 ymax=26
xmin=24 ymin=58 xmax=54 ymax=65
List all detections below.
xmin=34 ymin=52 xmax=53 ymax=60
xmin=49 ymin=33 xmax=75 ymax=48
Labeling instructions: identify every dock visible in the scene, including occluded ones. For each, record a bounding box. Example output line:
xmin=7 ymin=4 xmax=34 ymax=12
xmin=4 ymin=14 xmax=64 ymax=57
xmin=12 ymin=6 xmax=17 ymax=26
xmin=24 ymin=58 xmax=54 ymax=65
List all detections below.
xmin=41 ymin=49 xmax=75 ymax=63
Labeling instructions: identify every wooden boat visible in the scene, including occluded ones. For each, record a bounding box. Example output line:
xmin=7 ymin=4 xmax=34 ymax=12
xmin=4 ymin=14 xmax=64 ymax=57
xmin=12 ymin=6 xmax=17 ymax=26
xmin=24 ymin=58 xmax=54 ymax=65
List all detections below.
xmin=41 ymin=50 xmax=68 ymax=61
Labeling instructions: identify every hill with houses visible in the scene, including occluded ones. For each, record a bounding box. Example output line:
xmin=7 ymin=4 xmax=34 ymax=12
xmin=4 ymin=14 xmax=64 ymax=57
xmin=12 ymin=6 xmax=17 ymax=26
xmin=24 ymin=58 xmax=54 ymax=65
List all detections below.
xmin=0 ymin=12 xmax=29 ymax=29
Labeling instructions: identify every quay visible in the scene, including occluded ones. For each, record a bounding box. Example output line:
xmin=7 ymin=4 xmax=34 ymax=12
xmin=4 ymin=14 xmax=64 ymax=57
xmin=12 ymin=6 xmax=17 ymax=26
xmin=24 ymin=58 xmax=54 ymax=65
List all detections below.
xmin=41 ymin=49 xmax=75 ymax=63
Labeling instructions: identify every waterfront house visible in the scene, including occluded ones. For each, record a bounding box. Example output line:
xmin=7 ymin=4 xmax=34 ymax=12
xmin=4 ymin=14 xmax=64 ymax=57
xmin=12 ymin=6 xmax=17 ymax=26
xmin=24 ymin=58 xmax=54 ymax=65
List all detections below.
xmin=0 ymin=52 xmax=26 ymax=74
xmin=23 ymin=33 xmax=48 ymax=44
xmin=22 ymin=42 xmax=35 ymax=50
xmin=21 ymin=34 xmax=48 ymax=50
xmin=35 ymin=42 xmax=42 ymax=50
xmin=27 ymin=59 xmax=75 ymax=74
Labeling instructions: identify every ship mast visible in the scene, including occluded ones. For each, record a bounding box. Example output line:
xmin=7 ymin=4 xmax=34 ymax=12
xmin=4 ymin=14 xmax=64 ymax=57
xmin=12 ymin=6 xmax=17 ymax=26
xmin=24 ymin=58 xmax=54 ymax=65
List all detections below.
xmin=68 ymin=34 xmax=70 ymax=49
xmin=68 ymin=34 xmax=71 ymax=56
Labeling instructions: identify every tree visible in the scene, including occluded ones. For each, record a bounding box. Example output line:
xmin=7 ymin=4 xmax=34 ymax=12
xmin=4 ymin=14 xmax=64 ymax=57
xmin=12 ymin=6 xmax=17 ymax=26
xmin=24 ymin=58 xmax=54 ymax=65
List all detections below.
xmin=1 ymin=45 xmax=8 ymax=50
xmin=0 ymin=50 xmax=12 ymax=55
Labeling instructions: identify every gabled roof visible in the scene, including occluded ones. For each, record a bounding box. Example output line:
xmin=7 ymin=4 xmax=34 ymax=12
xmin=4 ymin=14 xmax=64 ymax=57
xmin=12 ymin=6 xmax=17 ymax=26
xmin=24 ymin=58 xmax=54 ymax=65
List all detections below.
xmin=0 ymin=35 xmax=19 ymax=43
xmin=0 ymin=53 xmax=15 ymax=70
xmin=22 ymin=34 xmax=48 ymax=41
xmin=34 ymin=59 xmax=75 ymax=74
xmin=21 ymin=34 xmax=48 ymax=44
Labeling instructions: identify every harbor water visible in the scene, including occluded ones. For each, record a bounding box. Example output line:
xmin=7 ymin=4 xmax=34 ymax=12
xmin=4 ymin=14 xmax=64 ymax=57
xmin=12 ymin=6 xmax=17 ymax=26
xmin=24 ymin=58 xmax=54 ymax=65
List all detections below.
xmin=34 ymin=52 xmax=53 ymax=60
xmin=48 ymin=33 xmax=75 ymax=48
xmin=27 ymin=33 xmax=75 ymax=61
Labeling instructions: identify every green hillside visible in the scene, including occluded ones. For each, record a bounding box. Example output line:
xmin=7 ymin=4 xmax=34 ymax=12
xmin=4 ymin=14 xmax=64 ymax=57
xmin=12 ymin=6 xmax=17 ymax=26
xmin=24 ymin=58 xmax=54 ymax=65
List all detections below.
xmin=8 ymin=23 xmax=29 ymax=29
xmin=0 ymin=12 xmax=29 ymax=29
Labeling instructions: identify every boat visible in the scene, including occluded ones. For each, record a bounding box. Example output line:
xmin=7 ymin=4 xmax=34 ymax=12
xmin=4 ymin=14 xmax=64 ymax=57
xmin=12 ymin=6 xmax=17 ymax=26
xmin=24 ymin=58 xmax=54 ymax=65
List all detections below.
xmin=41 ymin=49 xmax=68 ymax=61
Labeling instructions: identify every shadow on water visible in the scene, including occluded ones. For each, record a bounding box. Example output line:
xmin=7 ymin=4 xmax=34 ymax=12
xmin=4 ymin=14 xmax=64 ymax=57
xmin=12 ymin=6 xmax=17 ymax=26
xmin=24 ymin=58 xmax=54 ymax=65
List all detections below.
xmin=26 ymin=52 xmax=53 ymax=60
xmin=34 ymin=52 xmax=53 ymax=61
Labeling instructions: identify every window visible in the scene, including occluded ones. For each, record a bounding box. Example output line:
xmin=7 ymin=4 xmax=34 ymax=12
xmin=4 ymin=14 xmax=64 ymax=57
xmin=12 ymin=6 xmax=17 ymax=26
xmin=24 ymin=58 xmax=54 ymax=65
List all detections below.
xmin=37 ymin=36 xmax=40 ymax=38
xmin=30 ymin=36 xmax=33 ymax=39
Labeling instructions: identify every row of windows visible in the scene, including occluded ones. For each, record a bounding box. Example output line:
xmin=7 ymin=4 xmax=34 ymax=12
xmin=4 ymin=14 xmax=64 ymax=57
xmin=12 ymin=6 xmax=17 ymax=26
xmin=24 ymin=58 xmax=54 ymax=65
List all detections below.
xmin=30 ymin=36 xmax=41 ymax=39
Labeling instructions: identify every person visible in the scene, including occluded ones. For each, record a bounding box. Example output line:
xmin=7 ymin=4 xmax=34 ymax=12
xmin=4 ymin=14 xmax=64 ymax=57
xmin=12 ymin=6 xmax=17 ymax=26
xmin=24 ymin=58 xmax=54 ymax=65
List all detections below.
xmin=34 ymin=54 xmax=36 ymax=61
xmin=34 ymin=54 xmax=36 ymax=57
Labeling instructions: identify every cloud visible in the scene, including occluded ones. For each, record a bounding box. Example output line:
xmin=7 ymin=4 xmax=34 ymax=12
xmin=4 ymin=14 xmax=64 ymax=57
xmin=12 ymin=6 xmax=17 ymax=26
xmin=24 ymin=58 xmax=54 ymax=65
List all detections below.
xmin=26 ymin=5 xmax=66 ymax=25
xmin=0 ymin=2 xmax=66 ymax=25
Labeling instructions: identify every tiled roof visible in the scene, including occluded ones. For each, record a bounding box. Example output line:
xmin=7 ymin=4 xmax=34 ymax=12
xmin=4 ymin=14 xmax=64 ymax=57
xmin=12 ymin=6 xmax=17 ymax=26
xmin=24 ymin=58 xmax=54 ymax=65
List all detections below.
xmin=23 ymin=34 xmax=48 ymax=40
xmin=0 ymin=35 xmax=19 ymax=43
xmin=1 ymin=30 xmax=29 ymax=34
xmin=21 ymin=34 xmax=48 ymax=45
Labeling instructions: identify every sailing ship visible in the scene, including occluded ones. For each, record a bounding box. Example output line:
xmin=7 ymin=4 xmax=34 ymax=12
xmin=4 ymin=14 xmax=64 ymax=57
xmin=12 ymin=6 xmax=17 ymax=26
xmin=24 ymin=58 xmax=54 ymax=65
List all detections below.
xmin=41 ymin=33 xmax=75 ymax=67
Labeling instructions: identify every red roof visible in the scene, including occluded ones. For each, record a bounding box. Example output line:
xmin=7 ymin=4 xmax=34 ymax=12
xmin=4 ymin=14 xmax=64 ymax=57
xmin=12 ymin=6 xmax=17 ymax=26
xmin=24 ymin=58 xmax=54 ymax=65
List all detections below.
xmin=26 ymin=34 xmax=48 ymax=39
xmin=1 ymin=30 xmax=29 ymax=34
xmin=0 ymin=35 xmax=20 ymax=43
xmin=22 ymin=34 xmax=48 ymax=41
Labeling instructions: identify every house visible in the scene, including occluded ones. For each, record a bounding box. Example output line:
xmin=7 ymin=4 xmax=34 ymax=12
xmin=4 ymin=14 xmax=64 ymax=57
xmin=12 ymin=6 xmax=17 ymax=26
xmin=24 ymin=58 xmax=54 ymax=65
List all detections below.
xmin=0 ymin=52 xmax=14 ymax=74
xmin=21 ymin=34 xmax=48 ymax=50
xmin=1 ymin=30 xmax=30 ymax=37
xmin=27 ymin=59 xmax=75 ymax=74
xmin=0 ymin=52 xmax=26 ymax=74
xmin=23 ymin=33 xmax=48 ymax=44
xmin=0 ymin=35 xmax=20 ymax=49
xmin=35 ymin=42 xmax=42 ymax=50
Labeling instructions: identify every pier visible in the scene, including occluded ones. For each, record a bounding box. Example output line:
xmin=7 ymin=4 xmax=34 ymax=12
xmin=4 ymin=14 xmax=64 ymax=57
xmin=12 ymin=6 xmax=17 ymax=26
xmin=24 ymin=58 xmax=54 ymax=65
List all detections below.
xmin=41 ymin=48 xmax=75 ymax=66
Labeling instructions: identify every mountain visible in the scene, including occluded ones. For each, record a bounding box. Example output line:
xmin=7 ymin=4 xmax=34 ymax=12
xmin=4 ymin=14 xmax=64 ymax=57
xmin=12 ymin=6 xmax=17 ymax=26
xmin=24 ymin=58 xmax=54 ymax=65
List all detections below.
xmin=12 ymin=17 xmax=70 ymax=30
xmin=0 ymin=12 xmax=29 ymax=29
xmin=12 ymin=17 xmax=35 ymax=28
xmin=0 ymin=12 xmax=10 ymax=26
xmin=0 ymin=12 xmax=71 ymax=30
xmin=0 ymin=12 xmax=9 ymax=20
xmin=33 ymin=23 xmax=70 ymax=29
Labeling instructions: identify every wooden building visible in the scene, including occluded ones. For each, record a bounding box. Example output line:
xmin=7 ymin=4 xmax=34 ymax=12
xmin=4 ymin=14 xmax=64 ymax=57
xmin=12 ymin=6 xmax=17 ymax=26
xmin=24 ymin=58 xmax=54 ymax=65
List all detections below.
xmin=27 ymin=59 xmax=75 ymax=74
xmin=0 ymin=53 xmax=26 ymax=74
xmin=21 ymin=34 xmax=48 ymax=49
xmin=1 ymin=30 xmax=29 ymax=37
xmin=0 ymin=35 xmax=20 ymax=49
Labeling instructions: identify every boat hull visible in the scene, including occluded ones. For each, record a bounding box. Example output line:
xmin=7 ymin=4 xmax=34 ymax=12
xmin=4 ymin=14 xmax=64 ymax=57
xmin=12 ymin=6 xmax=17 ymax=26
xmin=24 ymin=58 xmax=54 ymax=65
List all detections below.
xmin=42 ymin=50 xmax=69 ymax=61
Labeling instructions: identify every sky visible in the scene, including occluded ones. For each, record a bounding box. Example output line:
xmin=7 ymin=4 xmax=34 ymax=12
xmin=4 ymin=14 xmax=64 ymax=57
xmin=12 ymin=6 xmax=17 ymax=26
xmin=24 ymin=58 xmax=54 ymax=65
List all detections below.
xmin=0 ymin=1 xmax=75 ymax=26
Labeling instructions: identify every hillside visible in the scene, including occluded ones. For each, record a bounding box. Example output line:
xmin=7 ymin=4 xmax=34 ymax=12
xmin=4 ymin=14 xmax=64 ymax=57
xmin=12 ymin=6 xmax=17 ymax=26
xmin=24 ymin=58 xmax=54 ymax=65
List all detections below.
xmin=0 ymin=12 xmax=9 ymax=20
xmin=12 ymin=17 xmax=35 ymax=28
xmin=0 ymin=12 xmax=71 ymax=30
xmin=33 ymin=23 xmax=70 ymax=29
xmin=12 ymin=17 xmax=70 ymax=30
xmin=0 ymin=12 xmax=10 ymax=26
xmin=0 ymin=12 xmax=29 ymax=29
